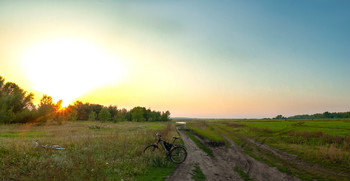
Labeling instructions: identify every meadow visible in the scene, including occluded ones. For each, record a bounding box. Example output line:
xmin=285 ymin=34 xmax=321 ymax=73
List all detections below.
xmin=0 ymin=121 xmax=180 ymax=181
xmin=2 ymin=118 xmax=350 ymax=181
xmin=184 ymin=119 xmax=350 ymax=181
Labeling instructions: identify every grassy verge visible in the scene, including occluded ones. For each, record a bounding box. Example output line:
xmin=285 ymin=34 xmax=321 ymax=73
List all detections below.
xmin=187 ymin=121 xmax=225 ymax=142
xmin=182 ymin=127 xmax=214 ymax=157
xmin=234 ymin=166 xmax=253 ymax=181
xmin=135 ymin=165 xmax=177 ymax=181
xmin=192 ymin=163 xmax=206 ymax=181
xmin=175 ymin=125 xmax=185 ymax=145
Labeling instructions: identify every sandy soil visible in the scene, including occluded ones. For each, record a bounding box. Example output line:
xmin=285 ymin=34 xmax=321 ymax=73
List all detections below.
xmin=166 ymin=127 xmax=301 ymax=181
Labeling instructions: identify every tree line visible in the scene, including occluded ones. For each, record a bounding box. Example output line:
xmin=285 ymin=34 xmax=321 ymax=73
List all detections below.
xmin=287 ymin=111 xmax=350 ymax=119
xmin=65 ymin=101 xmax=171 ymax=122
xmin=0 ymin=75 xmax=170 ymax=124
xmin=272 ymin=111 xmax=350 ymax=120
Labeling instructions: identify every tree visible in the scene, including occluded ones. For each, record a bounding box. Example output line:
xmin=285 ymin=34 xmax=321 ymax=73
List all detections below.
xmin=345 ymin=112 xmax=350 ymax=118
xmin=73 ymin=101 xmax=90 ymax=120
xmin=37 ymin=95 xmax=63 ymax=123
xmin=68 ymin=108 xmax=78 ymax=121
xmin=0 ymin=76 xmax=36 ymax=123
xmin=40 ymin=97 xmax=172 ymax=123
xmin=98 ymin=108 xmax=111 ymax=122
xmin=113 ymin=109 xmax=127 ymax=122
xmin=323 ymin=111 xmax=332 ymax=118
xmin=119 ymin=108 xmax=128 ymax=121
xmin=108 ymin=105 xmax=118 ymax=118
xmin=71 ymin=101 xmax=103 ymax=120
xmin=88 ymin=111 xmax=97 ymax=121
xmin=274 ymin=115 xmax=285 ymax=119
xmin=55 ymin=100 xmax=63 ymax=111
xmin=160 ymin=111 xmax=171 ymax=121
xmin=131 ymin=107 xmax=146 ymax=122
xmin=38 ymin=95 xmax=55 ymax=114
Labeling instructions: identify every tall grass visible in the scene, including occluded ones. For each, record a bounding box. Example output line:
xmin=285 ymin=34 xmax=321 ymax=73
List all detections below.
xmin=0 ymin=121 xmax=178 ymax=180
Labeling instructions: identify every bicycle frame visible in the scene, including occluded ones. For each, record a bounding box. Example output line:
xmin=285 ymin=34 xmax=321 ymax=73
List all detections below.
xmin=156 ymin=139 xmax=168 ymax=154
xmin=154 ymin=133 xmax=179 ymax=155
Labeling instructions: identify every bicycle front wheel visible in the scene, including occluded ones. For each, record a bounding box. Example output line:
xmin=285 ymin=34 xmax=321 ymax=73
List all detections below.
xmin=169 ymin=146 xmax=187 ymax=164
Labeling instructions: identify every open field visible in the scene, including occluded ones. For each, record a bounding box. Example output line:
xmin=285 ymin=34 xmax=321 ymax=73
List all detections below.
xmin=0 ymin=121 xmax=180 ymax=180
xmin=2 ymin=119 xmax=349 ymax=181
xmin=183 ymin=119 xmax=350 ymax=181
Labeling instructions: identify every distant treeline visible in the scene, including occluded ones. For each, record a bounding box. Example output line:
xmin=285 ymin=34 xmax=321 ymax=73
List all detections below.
xmin=272 ymin=111 xmax=350 ymax=120
xmin=0 ymin=75 xmax=170 ymax=124
xmin=65 ymin=101 xmax=171 ymax=122
xmin=287 ymin=111 xmax=350 ymax=119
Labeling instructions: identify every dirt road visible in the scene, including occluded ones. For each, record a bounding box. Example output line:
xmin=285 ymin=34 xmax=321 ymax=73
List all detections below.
xmin=166 ymin=127 xmax=300 ymax=181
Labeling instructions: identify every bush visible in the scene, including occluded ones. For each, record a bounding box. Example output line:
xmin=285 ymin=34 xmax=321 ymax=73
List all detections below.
xmin=98 ymin=108 xmax=111 ymax=122
xmin=88 ymin=111 xmax=97 ymax=121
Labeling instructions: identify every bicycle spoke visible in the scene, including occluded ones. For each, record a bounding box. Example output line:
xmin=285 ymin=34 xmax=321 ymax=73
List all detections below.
xmin=170 ymin=146 xmax=187 ymax=164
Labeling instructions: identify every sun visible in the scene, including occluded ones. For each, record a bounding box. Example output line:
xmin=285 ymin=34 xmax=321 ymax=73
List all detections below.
xmin=22 ymin=38 xmax=126 ymax=106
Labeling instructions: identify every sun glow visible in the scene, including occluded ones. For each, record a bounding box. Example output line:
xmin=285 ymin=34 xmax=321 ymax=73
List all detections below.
xmin=22 ymin=38 xmax=127 ymax=106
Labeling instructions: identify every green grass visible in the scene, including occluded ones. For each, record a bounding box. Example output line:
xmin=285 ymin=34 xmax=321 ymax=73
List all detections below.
xmin=0 ymin=131 xmax=48 ymax=138
xmin=0 ymin=121 xmax=179 ymax=180
xmin=242 ymin=121 xmax=295 ymax=131
xmin=218 ymin=119 xmax=350 ymax=135
xmin=175 ymin=127 xmax=185 ymax=145
xmin=290 ymin=126 xmax=350 ymax=136
xmin=135 ymin=167 xmax=176 ymax=181
xmin=303 ymin=120 xmax=350 ymax=129
xmin=135 ymin=161 xmax=177 ymax=181
xmin=208 ymin=119 xmax=350 ymax=180
xmin=192 ymin=163 xmax=206 ymax=181
xmin=183 ymin=128 xmax=214 ymax=157
xmin=144 ymin=124 xmax=167 ymax=130
xmin=187 ymin=121 xmax=225 ymax=142
xmin=234 ymin=166 xmax=253 ymax=181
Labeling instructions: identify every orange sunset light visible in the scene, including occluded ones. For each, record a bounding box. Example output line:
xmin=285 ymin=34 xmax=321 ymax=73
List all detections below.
xmin=20 ymin=38 xmax=127 ymax=106
xmin=1 ymin=1 xmax=349 ymax=118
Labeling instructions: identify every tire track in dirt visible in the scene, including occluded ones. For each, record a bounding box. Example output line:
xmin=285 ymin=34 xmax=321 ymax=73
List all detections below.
xmin=167 ymin=126 xmax=301 ymax=181
xmin=167 ymin=127 xmax=242 ymax=181
xmin=221 ymin=134 xmax=301 ymax=181
xmin=240 ymin=135 xmax=349 ymax=178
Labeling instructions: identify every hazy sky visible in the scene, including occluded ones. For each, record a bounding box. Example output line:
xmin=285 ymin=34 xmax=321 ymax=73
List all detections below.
xmin=1 ymin=0 xmax=349 ymax=118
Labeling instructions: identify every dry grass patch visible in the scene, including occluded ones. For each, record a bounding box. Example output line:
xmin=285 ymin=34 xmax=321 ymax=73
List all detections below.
xmin=0 ymin=121 xmax=178 ymax=180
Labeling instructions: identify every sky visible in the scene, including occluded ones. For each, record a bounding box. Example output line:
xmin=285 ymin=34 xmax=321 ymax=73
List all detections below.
xmin=0 ymin=0 xmax=349 ymax=118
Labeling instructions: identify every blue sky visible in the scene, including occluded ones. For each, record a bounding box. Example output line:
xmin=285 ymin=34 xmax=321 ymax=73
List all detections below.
xmin=0 ymin=0 xmax=349 ymax=118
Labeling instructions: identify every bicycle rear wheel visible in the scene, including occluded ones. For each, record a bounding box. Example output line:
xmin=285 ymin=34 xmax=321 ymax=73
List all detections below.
xmin=143 ymin=144 xmax=158 ymax=154
xmin=169 ymin=146 xmax=187 ymax=164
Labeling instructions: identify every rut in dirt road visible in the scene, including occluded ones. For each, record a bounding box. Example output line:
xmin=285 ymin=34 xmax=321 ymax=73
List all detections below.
xmin=167 ymin=127 xmax=242 ymax=181
xmin=220 ymin=135 xmax=301 ymax=181
xmin=167 ymin=126 xmax=301 ymax=181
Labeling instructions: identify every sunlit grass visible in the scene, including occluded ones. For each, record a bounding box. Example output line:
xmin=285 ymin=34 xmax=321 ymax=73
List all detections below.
xmin=0 ymin=121 xmax=178 ymax=180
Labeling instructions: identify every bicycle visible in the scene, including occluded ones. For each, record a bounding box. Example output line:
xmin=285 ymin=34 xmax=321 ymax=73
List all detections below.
xmin=143 ymin=133 xmax=187 ymax=164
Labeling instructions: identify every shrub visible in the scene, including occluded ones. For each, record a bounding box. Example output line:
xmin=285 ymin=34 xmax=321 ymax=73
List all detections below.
xmin=88 ymin=111 xmax=97 ymax=121
xmin=98 ymin=108 xmax=111 ymax=122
